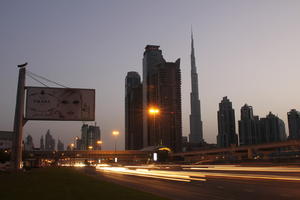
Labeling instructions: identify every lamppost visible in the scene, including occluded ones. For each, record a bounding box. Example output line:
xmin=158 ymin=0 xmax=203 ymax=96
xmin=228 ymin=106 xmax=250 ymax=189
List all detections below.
xmin=112 ymin=131 xmax=119 ymax=152
xmin=96 ymin=140 xmax=102 ymax=150
xmin=96 ymin=140 xmax=103 ymax=163
xmin=74 ymin=136 xmax=79 ymax=150
xmin=88 ymin=145 xmax=93 ymax=165
xmin=148 ymin=107 xmax=160 ymax=146
xmin=70 ymin=143 xmax=75 ymax=150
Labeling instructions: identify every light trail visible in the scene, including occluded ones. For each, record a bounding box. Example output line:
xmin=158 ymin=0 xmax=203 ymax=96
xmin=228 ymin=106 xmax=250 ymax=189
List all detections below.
xmin=96 ymin=166 xmax=206 ymax=182
xmin=96 ymin=165 xmax=300 ymax=182
xmin=202 ymin=172 xmax=300 ymax=181
xmin=181 ymin=165 xmax=300 ymax=173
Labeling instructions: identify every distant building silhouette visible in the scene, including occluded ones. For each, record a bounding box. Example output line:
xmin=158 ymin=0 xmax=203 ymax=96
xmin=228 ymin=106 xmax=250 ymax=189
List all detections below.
xmin=259 ymin=112 xmax=287 ymax=143
xmin=57 ymin=139 xmax=64 ymax=151
xmin=40 ymin=135 xmax=44 ymax=150
xmin=45 ymin=130 xmax=55 ymax=151
xmin=81 ymin=124 xmax=89 ymax=150
xmin=142 ymin=45 xmax=182 ymax=152
xmin=125 ymin=71 xmax=143 ymax=150
xmin=217 ymin=97 xmax=238 ymax=148
xmin=75 ymin=137 xmax=82 ymax=150
xmin=88 ymin=124 xmax=101 ymax=150
xmin=80 ymin=123 xmax=101 ymax=150
xmin=287 ymin=109 xmax=300 ymax=140
xmin=24 ymin=135 xmax=34 ymax=151
xmin=0 ymin=131 xmax=12 ymax=150
xmin=238 ymin=104 xmax=260 ymax=145
xmin=189 ymin=31 xmax=204 ymax=144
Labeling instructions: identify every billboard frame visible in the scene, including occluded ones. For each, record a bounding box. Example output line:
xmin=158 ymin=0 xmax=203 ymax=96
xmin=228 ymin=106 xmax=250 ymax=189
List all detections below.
xmin=25 ymin=86 xmax=95 ymax=121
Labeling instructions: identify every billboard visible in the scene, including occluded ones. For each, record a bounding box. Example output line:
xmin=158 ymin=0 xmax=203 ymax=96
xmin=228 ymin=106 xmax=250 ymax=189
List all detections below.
xmin=25 ymin=87 xmax=95 ymax=121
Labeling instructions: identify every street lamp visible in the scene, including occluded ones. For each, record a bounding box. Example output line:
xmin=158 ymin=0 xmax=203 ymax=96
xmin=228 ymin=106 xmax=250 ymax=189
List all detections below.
xmin=96 ymin=140 xmax=102 ymax=150
xmin=148 ymin=107 xmax=160 ymax=145
xmin=112 ymin=131 xmax=119 ymax=152
xmin=148 ymin=107 xmax=160 ymax=115
xmin=74 ymin=136 xmax=79 ymax=150
xmin=88 ymin=146 xmax=93 ymax=165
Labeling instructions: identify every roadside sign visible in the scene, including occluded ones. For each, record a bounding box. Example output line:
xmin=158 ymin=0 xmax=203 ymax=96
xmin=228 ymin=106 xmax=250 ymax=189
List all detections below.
xmin=25 ymin=87 xmax=95 ymax=121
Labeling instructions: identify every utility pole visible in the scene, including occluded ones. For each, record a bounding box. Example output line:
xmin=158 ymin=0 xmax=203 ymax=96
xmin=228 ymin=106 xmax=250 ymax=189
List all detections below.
xmin=11 ymin=63 xmax=27 ymax=171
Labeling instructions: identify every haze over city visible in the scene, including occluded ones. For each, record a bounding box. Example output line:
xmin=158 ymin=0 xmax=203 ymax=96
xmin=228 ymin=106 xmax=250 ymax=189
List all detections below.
xmin=1 ymin=0 xmax=300 ymax=150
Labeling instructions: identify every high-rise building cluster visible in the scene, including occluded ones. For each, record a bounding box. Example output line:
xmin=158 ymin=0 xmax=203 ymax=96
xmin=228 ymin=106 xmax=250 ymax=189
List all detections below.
xmin=125 ymin=45 xmax=182 ymax=152
xmin=125 ymin=35 xmax=300 ymax=153
xmin=40 ymin=130 xmax=57 ymax=151
xmin=217 ymin=96 xmax=299 ymax=148
xmin=75 ymin=123 xmax=101 ymax=150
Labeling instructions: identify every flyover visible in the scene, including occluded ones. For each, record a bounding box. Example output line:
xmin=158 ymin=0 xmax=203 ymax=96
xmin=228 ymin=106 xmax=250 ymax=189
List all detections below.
xmin=24 ymin=150 xmax=153 ymax=166
xmin=171 ymin=139 xmax=300 ymax=162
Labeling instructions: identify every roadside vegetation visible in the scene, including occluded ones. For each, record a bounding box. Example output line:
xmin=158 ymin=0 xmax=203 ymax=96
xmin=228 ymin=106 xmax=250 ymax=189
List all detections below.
xmin=0 ymin=167 xmax=169 ymax=200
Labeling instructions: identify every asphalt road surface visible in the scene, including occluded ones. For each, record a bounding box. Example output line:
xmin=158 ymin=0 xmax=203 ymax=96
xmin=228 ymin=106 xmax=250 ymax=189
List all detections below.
xmin=90 ymin=165 xmax=300 ymax=200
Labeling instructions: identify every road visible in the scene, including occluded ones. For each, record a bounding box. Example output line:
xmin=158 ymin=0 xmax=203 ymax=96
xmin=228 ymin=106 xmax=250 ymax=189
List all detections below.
xmin=90 ymin=165 xmax=300 ymax=200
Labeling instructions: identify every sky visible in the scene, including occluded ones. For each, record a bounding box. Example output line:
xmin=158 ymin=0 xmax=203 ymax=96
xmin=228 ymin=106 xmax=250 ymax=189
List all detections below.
xmin=1 ymin=0 xmax=300 ymax=150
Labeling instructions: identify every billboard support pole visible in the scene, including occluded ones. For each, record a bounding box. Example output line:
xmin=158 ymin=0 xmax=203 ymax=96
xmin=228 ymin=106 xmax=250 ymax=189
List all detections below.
xmin=11 ymin=63 xmax=27 ymax=171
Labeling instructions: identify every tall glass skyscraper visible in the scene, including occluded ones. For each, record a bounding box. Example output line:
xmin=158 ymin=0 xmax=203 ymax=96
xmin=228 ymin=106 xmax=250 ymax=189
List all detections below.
xmin=189 ymin=32 xmax=204 ymax=144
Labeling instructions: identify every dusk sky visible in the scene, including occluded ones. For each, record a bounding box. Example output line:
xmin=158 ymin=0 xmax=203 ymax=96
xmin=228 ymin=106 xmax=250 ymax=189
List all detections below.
xmin=1 ymin=0 xmax=300 ymax=150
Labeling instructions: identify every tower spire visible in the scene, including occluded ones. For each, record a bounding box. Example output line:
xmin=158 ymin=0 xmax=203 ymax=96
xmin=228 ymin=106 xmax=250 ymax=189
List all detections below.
xmin=189 ymin=30 xmax=204 ymax=144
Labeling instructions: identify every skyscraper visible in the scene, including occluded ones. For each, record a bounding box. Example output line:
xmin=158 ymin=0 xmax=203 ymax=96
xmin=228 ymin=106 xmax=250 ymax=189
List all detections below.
xmin=142 ymin=45 xmax=182 ymax=152
xmin=189 ymin=31 xmax=204 ymax=144
xmin=238 ymin=104 xmax=260 ymax=145
xmin=142 ymin=45 xmax=164 ymax=148
xmin=88 ymin=124 xmax=101 ymax=150
xmin=125 ymin=71 xmax=143 ymax=150
xmin=57 ymin=139 xmax=64 ymax=151
xmin=80 ymin=123 xmax=101 ymax=150
xmin=45 ymin=130 xmax=55 ymax=151
xmin=287 ymin=109 xmax=300 ymax=140
xmin=40 ymin=135 xmax=44 ymax=150
xmin=217 ymin=96 xmax=238 ymax=148
xmin=81 ymin=124 xmax=89 ymax=150
xmin=24 ymin=135 xmax=34 ymax=151
xmin=259 ymin=112 xmax=287 ymax=143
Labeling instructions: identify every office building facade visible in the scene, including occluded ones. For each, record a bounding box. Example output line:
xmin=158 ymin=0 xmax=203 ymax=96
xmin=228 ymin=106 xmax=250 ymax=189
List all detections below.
xmin=80 ymin=124 xmax=101 ymax=150
xmin=125 ymin=71 xmax=143 ymax=150
xmin=217 ymin=96 xmax=238 ymax=148
xmin=259 ymin=112 xmax=287 ymax=143
xmin=238 ymin=104 xmax=260 ymax=145
xmin=287 ymin=109 xmax=300 ymax=140
xmin=140 ymin=45 xmax=182 ymax=152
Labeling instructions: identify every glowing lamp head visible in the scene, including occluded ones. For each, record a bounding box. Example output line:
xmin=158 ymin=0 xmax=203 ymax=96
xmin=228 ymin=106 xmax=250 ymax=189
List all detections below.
xmin=148 ymin=107 xmax=160 ymax=115
xmin=88 ymin=146 xmax=93 ymax=150
xmin=112 ymin=131 xmax=119 ymax=136
xmin=97 ymin=140 xmax=103 ymax=145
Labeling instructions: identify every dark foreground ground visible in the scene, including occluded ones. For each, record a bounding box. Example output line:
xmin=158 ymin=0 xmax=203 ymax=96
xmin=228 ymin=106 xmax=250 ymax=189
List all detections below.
xmin=0 ymin=167 xmax=168 ymax=200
